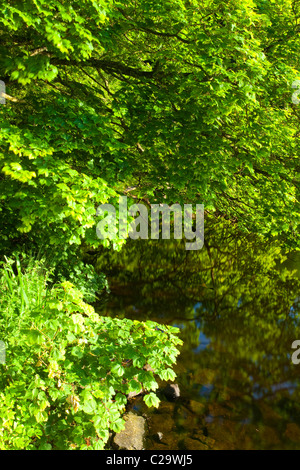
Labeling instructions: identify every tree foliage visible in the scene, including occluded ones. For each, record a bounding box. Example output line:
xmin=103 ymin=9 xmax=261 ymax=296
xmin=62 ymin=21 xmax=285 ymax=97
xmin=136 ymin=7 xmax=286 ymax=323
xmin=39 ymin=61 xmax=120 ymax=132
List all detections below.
xmin=0 ymin=0 xmax=299 ymax=256
xmin=0 ymin=0 xmax=300 ymax=451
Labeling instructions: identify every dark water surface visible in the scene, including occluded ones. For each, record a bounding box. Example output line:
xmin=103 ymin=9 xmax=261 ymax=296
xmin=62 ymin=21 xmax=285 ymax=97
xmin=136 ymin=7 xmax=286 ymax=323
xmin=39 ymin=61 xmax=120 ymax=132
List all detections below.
xmin=93 ymin=220 xmax=300 ymax=450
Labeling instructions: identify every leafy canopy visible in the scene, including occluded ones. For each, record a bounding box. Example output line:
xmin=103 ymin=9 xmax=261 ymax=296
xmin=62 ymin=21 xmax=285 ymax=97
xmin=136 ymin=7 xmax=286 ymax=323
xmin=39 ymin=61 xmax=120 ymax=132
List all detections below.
xmin=0 ymin=0 xmax=299 ymax=256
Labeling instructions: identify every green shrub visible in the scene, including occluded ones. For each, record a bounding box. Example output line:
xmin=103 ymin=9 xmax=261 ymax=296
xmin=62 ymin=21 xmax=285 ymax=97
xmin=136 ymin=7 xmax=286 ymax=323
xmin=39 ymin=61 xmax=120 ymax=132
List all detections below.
xmin=53 ymin=253 xmax=109 ymax=303
xmin=0 ymin=258 xmax=182 ymax=450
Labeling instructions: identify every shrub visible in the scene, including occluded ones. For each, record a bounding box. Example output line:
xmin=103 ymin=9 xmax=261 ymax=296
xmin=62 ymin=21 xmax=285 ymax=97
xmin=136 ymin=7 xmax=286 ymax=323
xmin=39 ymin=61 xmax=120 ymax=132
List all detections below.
xmin=0 ymin=258 xmax=182 ymax=450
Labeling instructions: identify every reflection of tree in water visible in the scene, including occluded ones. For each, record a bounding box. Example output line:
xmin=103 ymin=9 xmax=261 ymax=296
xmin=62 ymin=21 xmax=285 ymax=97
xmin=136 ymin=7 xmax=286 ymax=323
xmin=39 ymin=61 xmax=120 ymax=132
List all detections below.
xmin=91 ymin=217 xmax=300 ymax=449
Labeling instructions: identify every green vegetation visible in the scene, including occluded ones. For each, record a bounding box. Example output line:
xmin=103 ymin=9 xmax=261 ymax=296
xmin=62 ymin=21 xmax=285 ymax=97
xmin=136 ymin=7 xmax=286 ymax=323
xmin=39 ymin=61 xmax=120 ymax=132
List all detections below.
xmin=0 ymin=0 xmax=299 ymax=450
xmin=0 ymin=257 xmax=182 ymax=449
xmin=1 ymin=0 xmax=300 ymax=255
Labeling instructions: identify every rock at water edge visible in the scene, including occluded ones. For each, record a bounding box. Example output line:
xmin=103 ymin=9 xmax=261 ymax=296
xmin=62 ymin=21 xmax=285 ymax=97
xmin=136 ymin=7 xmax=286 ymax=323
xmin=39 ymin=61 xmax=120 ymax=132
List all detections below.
xmin=113 ymin=412 xmax=146 ymax=450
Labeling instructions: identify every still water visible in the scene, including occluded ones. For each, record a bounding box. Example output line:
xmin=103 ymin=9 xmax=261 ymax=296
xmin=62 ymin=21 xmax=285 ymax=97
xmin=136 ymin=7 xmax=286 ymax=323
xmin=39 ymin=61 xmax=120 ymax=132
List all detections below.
xmin=93 ymin=219 xmax=300 ymax=450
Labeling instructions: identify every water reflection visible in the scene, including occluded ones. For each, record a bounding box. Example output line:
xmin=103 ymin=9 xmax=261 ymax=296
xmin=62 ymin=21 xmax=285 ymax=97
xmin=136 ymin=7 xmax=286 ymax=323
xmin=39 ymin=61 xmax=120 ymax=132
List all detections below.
xmin=91 ymin=217 xmax=300 ymax=449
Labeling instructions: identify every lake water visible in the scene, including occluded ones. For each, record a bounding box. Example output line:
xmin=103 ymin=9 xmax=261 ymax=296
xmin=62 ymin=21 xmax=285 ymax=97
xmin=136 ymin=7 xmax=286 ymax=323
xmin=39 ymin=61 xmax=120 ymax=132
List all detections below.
xmin=93 ymin=219 xmax=300 ymax=449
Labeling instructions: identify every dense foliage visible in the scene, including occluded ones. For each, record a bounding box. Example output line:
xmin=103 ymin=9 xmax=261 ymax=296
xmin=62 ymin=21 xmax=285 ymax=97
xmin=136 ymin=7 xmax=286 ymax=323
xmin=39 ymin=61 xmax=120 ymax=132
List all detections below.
xmin=0 ymin=0 xmax=299 ymax=451
xmin=0 ymin=257 xmax=182 ymax=449
xmin=0 ymin=0 xmax=299 ymax=258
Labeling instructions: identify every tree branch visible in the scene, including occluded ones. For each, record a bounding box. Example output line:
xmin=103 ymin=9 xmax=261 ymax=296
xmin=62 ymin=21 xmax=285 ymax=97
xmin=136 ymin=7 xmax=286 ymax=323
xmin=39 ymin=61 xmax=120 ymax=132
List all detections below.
xmin=53 ymin=58 xmax=155 ymax=79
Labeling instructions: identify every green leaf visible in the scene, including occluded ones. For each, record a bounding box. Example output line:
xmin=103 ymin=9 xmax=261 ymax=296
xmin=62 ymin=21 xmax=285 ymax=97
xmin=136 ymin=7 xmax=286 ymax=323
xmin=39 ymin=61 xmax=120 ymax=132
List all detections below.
xmin=27 ymin=330 xmax=44 ymax=345
xmin=110 ymin=418 xmax=125 ymax=433
xmin=143 ymin=393 xmax=160 ymax=409
xmin=82 ymin=393 xmax=97 ymax=414
xmin=111 ymin=363 xmax=125 ymax=377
